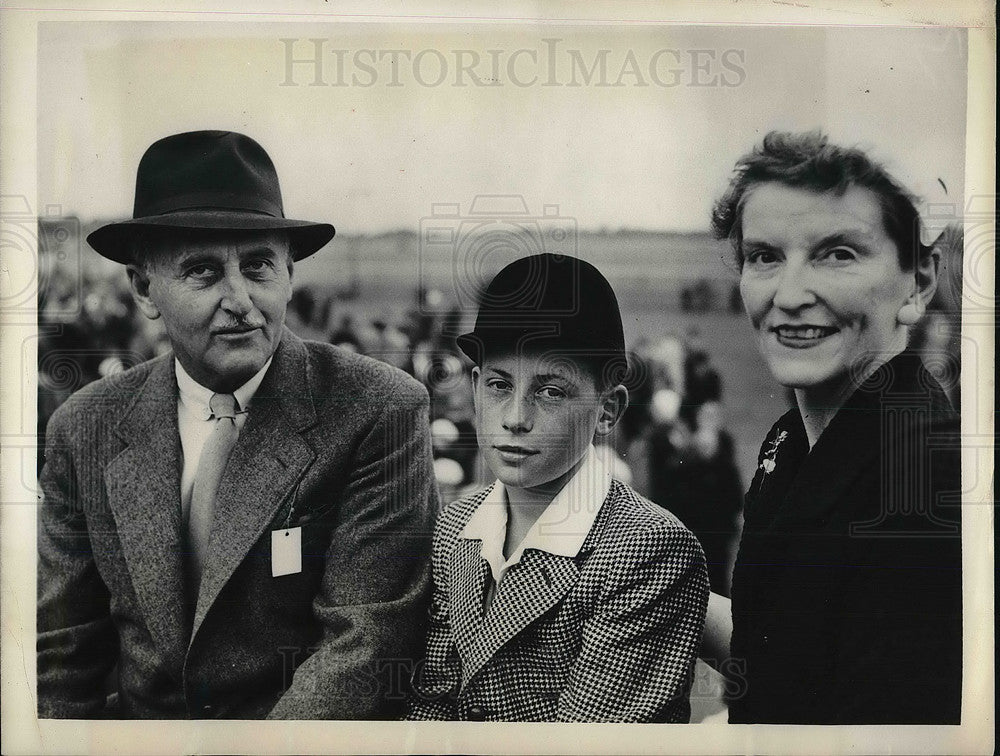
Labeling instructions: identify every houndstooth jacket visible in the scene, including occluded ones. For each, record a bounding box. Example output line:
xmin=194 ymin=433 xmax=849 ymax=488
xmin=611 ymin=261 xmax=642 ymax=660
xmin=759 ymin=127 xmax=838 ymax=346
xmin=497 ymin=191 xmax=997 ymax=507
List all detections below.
xmin=407 ymin=479 xmax=709 ymax=722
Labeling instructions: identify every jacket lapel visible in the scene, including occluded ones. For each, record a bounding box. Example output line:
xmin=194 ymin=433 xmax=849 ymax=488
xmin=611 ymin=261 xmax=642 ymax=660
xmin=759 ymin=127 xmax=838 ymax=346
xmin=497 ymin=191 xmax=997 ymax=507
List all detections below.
xmin=192 ymin=332 xmax=318 ymax=639
xmin=766 ymin=352 xmax=941 ymax=531
xmin=773 ymin=405 xmax=880 ymax=529
xmin=461 ymin=550 xmax=580 ymax=690
xmin=105 ymin=356 xmax=189 ymax=672
xmin=449 ymin=538 xmax=489 ymax=670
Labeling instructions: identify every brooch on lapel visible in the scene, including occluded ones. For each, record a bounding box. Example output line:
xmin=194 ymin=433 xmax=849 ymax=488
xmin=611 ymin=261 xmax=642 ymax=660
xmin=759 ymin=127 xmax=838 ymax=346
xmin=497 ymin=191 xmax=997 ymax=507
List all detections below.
xmin=759 ymin=430 xmax=788 ymax=475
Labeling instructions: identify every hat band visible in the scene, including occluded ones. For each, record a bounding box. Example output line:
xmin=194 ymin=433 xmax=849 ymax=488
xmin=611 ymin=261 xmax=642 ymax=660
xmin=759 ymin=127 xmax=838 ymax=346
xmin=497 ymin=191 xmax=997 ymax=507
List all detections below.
xmin=138 ymin=191 xmax=284 ymax=219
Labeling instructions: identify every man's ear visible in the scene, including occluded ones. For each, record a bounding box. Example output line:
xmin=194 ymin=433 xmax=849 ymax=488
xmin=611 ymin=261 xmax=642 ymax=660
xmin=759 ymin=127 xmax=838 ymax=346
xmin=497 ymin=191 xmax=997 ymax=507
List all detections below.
xmin=595 ymin=384 xmax=629 ymax=438
xmin=126 ymin=264 xmax=161 ymax=321
xmin=285 ymin=247 xmax=295 ymax=301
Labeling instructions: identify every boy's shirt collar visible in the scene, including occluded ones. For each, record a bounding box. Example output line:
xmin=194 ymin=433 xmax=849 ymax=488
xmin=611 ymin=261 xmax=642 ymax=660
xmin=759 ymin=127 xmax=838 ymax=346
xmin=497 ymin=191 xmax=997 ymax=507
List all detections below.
xmin=460 ymin=445 xmax=612 ymax=585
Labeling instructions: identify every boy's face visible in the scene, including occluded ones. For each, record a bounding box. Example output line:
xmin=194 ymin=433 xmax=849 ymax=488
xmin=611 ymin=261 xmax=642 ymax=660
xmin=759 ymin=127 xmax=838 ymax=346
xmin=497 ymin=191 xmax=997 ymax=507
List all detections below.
xmin=472 ymin=349 xmax=623 ymax=496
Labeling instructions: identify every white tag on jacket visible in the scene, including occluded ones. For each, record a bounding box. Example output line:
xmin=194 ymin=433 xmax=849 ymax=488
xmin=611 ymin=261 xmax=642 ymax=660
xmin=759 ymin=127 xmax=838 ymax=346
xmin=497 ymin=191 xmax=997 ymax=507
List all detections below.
xmin=271 ymin=527 xmax=302 ymax=577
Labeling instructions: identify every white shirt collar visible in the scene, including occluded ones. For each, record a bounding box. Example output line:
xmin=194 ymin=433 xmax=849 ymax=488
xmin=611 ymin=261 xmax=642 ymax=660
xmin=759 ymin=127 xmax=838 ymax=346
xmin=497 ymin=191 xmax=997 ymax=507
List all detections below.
xmin=460 ymin=446 xmax=611 ymax=584
xmin=175 ymin=357 xmax=273 ymax=420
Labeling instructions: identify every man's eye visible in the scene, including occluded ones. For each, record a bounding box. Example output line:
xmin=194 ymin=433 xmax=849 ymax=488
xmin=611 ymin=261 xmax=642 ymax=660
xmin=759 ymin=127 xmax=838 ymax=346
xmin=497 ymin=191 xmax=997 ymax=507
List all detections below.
xmin=185 ymin=264 xmax=216 ymax=279
xmin=243 ymin=259 xmax=274 ymax=274
xmin=486 ymin=379 xmax=512 ymax=393
xmin=824 ymin=245 xmax=858 ymax=262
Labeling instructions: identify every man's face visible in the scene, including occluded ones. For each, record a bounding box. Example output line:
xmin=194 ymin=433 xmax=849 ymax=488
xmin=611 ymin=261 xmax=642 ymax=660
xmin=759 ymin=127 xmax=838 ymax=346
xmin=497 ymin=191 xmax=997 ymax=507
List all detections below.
xmin=738 ymin=183 xmax=913 ymax=397
xmin=130 ymin=231 xmax=294 ymax=392
xmin=472 ymin=350 xmax=604 ymax=496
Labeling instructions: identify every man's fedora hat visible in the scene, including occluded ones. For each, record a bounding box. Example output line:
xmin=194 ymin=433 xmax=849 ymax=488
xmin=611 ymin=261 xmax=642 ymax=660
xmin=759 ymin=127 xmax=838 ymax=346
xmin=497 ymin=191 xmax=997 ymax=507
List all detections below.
xmin=87 ymin=130 xmax=336 ymax=264
xmin=456 ymin=253 xmax=627 ymax=381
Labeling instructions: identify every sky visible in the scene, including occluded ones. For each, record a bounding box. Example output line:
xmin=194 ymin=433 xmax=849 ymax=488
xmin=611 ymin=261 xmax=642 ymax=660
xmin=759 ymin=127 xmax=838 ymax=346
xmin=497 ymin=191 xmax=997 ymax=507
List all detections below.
xmin=37 ymin=21 xmax=968 ymax=234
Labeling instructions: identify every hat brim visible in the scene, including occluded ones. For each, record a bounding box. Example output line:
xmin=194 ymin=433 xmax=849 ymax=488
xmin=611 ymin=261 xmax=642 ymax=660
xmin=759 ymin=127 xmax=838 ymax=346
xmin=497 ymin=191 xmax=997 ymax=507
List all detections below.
xmin=455 ymin=332 xmax=482 ymax=364
xmin=87 ymin=211 xmax=335 ymax=264
xmin=456 ymin=327 xmax=628 ymax=372
xmin=455 ymin=327 xmax=560 ymax=365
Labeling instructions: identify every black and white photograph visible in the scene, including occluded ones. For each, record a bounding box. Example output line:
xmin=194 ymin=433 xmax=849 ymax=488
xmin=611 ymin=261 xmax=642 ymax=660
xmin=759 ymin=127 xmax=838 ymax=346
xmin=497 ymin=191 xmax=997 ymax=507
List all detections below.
xmin=0 ymin=1 xmax=994 ymax=754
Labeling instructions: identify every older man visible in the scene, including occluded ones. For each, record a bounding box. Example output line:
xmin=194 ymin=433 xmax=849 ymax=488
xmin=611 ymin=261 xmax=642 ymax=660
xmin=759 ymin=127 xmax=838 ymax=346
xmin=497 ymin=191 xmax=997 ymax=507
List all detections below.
xmin=37 ymin=131 xmax=437 ymax=719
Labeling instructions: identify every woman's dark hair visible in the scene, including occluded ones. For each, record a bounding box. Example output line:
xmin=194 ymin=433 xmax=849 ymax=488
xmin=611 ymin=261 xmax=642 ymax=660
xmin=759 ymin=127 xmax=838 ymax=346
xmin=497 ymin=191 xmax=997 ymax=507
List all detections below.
xmin=711 ymin=130 xmax=931 ymax=271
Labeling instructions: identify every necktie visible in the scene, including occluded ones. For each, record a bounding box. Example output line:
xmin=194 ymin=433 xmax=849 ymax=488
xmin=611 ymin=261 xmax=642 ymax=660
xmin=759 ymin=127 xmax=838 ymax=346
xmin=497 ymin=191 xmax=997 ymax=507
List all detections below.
xmin=187 ymin=392 xmax=239 ymax=599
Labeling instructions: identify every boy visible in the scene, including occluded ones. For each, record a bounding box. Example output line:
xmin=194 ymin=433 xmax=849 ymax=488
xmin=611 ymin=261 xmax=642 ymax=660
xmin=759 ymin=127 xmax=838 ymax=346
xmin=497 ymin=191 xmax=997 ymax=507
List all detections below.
xmin=408 ymin=254 xmax=709 ymax=722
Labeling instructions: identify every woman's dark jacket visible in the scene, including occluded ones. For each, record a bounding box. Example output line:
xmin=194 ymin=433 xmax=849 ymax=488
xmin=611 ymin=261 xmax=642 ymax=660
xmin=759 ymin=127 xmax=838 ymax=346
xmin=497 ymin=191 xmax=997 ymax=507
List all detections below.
xmin=729 ymin=352 xmax=962 ymax=724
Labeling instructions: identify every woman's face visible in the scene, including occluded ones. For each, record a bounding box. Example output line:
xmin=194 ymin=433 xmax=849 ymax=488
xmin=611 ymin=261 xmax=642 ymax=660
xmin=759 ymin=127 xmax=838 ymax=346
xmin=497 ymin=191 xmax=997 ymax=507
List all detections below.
xmin=738 ymin=183 xmax=914 ymax=395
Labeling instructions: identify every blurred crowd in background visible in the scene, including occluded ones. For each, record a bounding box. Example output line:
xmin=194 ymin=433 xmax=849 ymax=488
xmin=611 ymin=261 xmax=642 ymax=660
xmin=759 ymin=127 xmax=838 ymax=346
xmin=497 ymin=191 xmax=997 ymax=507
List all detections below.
xmin=37 ymin=224 xmax=962 ymax=597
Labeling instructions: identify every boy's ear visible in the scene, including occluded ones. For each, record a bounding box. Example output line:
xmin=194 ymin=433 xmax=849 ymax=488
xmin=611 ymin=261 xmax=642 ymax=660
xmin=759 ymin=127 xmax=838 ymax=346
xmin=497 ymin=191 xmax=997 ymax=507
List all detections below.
xmin=470 ymin=366 xmax=481 ymax=413
xmin=126 ymin=264 xmax=161 ymax=321
xmin=595 ymin=384 xmax=629 ymax=438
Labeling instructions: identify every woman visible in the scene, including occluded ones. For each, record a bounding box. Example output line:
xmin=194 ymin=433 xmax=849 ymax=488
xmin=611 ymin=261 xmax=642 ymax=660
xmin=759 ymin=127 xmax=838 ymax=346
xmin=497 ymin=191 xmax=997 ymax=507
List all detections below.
xmin=701 ymin=131 xmax=962 ymax=724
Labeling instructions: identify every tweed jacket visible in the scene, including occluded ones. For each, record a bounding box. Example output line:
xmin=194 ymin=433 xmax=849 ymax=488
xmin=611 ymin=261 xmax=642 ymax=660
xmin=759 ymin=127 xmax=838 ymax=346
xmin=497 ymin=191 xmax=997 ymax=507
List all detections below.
xmin=408 ymin=479 xmax=709 ymax=722
xmin=37 ymin=329 xmax=436 ymax=719
xmin=729 ymin=352 xmax=962 ymax=724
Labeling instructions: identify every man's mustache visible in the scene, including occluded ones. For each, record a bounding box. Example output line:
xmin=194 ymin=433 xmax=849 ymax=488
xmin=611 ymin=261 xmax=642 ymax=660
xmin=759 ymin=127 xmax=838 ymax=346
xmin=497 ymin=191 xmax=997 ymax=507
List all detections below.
xmin=215 ymin=315 xmax=266 ymax=332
